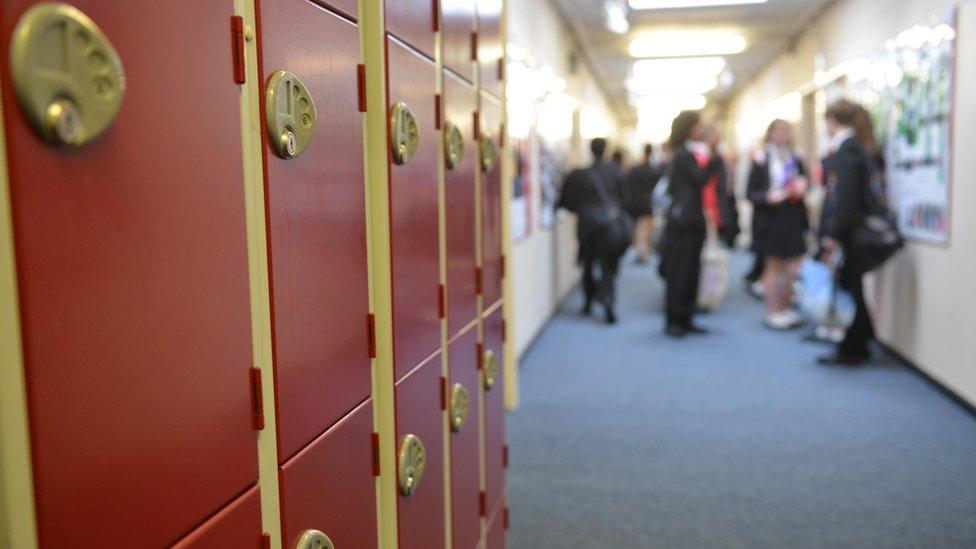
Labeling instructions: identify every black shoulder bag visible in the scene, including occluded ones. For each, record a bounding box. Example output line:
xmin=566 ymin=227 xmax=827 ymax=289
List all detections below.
xmin=585 ymin=168 xmax=634 ymax=259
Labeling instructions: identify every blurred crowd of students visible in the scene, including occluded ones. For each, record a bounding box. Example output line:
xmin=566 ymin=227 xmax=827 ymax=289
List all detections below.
xmin=558 ymin=98 xmax=892 ymax=366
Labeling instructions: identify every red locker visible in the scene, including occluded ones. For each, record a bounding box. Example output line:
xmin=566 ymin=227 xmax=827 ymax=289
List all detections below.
xmin=386 ymin=0 xmax=436 ymax=60
xmin=0 ymin=2 xmax=256 ymax=545
xmin=172 ymin=486 xmax=264 ymax=549
xmin=387 ymin=37 xmax=441 ymax=379
xmin=483 ymin=308 xmax=506 ymax=513
xmin=476 ymin=0 xmax=503 ymax=98
xmin=259 ymin=0 xmax=371 ymax=462
xmin=441 ymin=0 xmax=476 ymax=82
xmin=448 ymin=329 xmax=481 ymax=548
xmin=395 ymin=356 xmax=446 ymax=549
xmin=480 ymin=94 xmax=503 ymax=308
xmin=486 ymin=502 xmax=506 ymax=549
xmin=313 ymin=0 xmax=358 ymax=20
xmin=279 ymin=399 xmax=378 ymax=548
xmin=443 ymin=71 xmax=478 ymax=336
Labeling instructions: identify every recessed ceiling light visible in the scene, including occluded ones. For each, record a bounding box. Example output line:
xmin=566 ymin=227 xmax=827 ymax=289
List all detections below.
xmin=629 ymin=0 xmax=768 ymax=10
xmin=629 ymin=30 xmax=747 ymax=57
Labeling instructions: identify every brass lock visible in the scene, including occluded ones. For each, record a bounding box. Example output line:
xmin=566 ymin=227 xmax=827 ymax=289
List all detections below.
xmin=295 ymin=530 xmax=334 ymax=549
xmin=483 ymin=349 xmax=500 ymax=391
xmin=480 ymin=132 xmax=498 ymax=173
xmin=10 ymin=2 xmax=125 ymax=146
xmin=390 ymin=101 xmax=419 ymax=165
xmin=397 ymin=434 xmax=426 ymax=497
xmin=266 ymin=70 xmax=316 ymax=159
xmin=449 ymin=383 xmax=470 ymax=432
xmin=443 ymin=120 xmax=464 ymax=170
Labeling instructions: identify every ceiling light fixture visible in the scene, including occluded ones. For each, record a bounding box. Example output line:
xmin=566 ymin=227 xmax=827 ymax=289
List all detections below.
xmin=604 ymin=0 xmax=631 ymax=35
xmin=629 ymin=30 xmax=747 ymax=57
xmin=628 ymin=0 xmax=768 ymax=10
xmin=632 ymin=56 xmax=727 ymax=78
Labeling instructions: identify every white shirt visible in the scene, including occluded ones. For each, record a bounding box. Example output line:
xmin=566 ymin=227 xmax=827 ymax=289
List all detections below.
xmin=828 ymin=128 xmax=855 ymax=153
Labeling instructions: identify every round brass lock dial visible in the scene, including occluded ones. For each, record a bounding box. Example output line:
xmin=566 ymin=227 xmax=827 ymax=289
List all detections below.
xmin=483 ymin=349 xmax=500 ymax=391
xmin=266 ymin=70 xmax=316 ymax=159
xmin=397 ymin=434 xmax=427 ymax=497
xmin=480 ymin=132 xmax=498 ymax=173
xmin=390 ymin=101 xmax=419 ymax=165
xmin=10 ymin=2 xmax=125 ymax=146
xmin=443 ymin=121 xmax=464 ymax=170
xmin=449 ymin=383 xmax=470 ymax=432
xmin=296 ymin=530 xmax=335 ymax=549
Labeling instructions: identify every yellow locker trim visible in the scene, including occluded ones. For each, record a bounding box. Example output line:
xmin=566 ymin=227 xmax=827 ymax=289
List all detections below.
xmin=0 ymin=67 xmax=39 ymax=549
xmin=497 ymin=0 xmax=518 ymax=414
xmin=234 ymin=0 xmax=283 ymax=545
xmin=360 ymin=1 xmax=399 ymax=547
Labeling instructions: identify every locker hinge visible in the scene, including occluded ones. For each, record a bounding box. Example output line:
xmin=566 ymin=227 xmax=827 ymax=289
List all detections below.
xmin=475 ymin=266 xmax=483 ymax=295
xmin=433 ymin=0 xmax=441 ymax=31
xmin=434 ymin=94 xmax=442 ymax=130
xmin=504 ymin=506 xmax=510 ymax=530
xmin=438 ymin=284 xmax=446 ymax=318
xmin=503 ymin=444 xmax=509 ymax=468
xmin=261 ymin=533 xmax=272 ymax=549
xmin=440 ymin=376 xmax=447 ymax=410
xmin=477 ymin=342 xmax=484 ymax=370
xmin=371 ymin=432 xmax=381 ymax=476
xmin=501 ymin=319 xmax=507 ymax=343
xmin=231 ymin=16 xmax=246 ymax=85
xmin=357 ymin=64 xmax=368 ymax=112
xmin=367 ymin=314 xmax=377 ymax=358
xmin=471 ymin=31 xmax=478 ymax=61
xmin=249 ymin=367 xmax=265 ymax=430
xmin=479 ymin=490 xmax=487 ymax=517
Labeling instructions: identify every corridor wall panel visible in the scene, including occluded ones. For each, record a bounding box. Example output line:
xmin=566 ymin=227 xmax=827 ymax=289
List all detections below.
xmin=448 ymin=329 xmax=482 ymax=549
xmin=279 ymin=400 xmax=378 ymax=548
xmin=480 ymin=94 xmax=504 ymax=309
xmin=443 ymin=71 xmax=479 ymax=336
xmin=387 ymin=38 xmax=441 ymax=380
xmin=0 ymin=1 xmax=257 ymax=545
xmin=385 ymin=0 xmax=436 ymax=61
xmin=259 ymin=0 xmax=372 ymax=463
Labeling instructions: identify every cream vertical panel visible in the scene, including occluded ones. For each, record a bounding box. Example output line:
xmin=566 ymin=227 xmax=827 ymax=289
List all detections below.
xmin=0 ymin=73 xmax=39 ymax=549
xmin=499 ymin=0 xmax=518 ymax=412
xmin=360 ymin=0 xmax=399 ymax=547
xmin=233 ymin=0 xmax=282 ymax=545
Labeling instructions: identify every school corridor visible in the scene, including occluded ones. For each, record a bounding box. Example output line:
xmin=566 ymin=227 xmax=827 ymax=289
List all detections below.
xmin=507 ymin=254 xmax=976 ymax=548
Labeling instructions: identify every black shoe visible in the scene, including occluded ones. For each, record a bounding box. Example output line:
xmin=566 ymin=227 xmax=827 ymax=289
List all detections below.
xmin=605 ymin=308 xmax=617 ymax=325
xmin=665 ymin=325 xmax=687 ymax=338
xmin=817 ymin=353 xmax=868 ymax=366
xmin=685 ymin=324 xmax=709 ymax=335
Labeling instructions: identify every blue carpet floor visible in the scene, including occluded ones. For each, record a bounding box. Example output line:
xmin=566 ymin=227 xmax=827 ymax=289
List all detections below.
xmin=506 ymin=252 xmax=976 ymax=548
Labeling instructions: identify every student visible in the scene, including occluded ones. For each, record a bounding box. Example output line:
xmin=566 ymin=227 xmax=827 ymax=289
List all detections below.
xmin=557 ymin=138 xmax=628 ymax=325
xmin=625 ymin=143 xmax=663 ymax=264
xmin=747 ymin=119 xmax=809 ymax=330
xmin=660 ymin=111 xmax=720 ymax=337
xmin=818 ymin=100 xmax=877 ymax=365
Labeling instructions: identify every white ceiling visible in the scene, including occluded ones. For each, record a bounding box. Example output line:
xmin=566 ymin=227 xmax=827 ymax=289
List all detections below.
xmin=549 ymin=0 xmax=837 ymax=124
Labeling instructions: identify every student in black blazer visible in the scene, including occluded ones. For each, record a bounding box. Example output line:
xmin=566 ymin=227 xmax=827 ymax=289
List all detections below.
xmin=746 ymin=119 xmax=809 ymax=330
xmin=660 ymin=111 xmax=720 ymax=337
xmin=818 ymin=100 xmax=877 ymax=365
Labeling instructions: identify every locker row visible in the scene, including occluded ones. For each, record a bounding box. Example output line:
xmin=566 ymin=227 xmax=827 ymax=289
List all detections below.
xmin=0 ymin=0 xmax=506 ymax=547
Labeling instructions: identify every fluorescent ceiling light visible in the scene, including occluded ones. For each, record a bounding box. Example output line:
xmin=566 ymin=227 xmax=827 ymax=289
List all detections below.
xmin=634 ymin=94 xmax=708 ymax=112
xmin=629 ymin=30 xmax=747 ymax=57
xmin=629 ymin=0 xmax=768 ymax=10
xmin=627 ymin=73 xmax=718 ymax=94
xmin=604 ymin=0 xmax=630 ymax=34
xmin=632 ymin=56 xmax=727 ymax=78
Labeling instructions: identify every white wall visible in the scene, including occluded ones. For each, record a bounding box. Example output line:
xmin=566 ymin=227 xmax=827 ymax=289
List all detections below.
xmin=730 ymin=0 xmax=976 ymax=405
xmin=507 ymin=0 xmax=621 ymax=358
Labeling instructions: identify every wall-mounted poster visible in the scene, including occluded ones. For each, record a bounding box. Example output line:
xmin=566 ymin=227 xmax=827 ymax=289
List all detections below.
xmin=845 ymin=16 xmax=956 ymax=244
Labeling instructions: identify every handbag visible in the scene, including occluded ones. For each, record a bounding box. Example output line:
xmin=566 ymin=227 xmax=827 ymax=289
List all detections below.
xmin=584 ymin=168 xmax=634 ymax=259
xmin=848 ymin=157 xmax=903 ymax=274
xmin=697 ymin=224 xmax=729 ymax=310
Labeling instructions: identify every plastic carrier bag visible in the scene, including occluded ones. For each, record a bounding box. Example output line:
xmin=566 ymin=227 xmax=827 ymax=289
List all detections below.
xmin=697 ymin=227 xmax=729 ymax=310
xmin=798 ymin=258 xmax=855 ymax=328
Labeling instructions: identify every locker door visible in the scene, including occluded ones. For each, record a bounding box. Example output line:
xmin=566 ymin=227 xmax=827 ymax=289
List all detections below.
xmin=172 ymin=486 xmax=264 ymax=549
xmin=0 ymin=2 xmax=256 ymax=545
xmin=480 ymin=94 xmax=503 ymax=309
xmin=386 ymin=0 xmax=435 ymax=60
xmin=387 ymin=37 xmax=440 ymax=380
xmin=315 ymin=0 xmax=358 ymax=20
xmin=259 ymin=0 xmax=371 ymax=462
xmin=441 ymin=0 xmax=475 ymax=82
xmin=443 ymin=71 xmax=478 ymax=336
xmin=448 ymin=329 xmax=481 ymax=548
xmin=476 ymin=0 xmax=503 ymax=98
xmin=395 ymin=356 xmax=446 ymax=549
xmin=280 ymin=399 xmax=378 ymax=549
xmin=485 ymin=503 xmax=506 ymax=549
xmin=483 ymin=308 xmax=506 ymax=513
